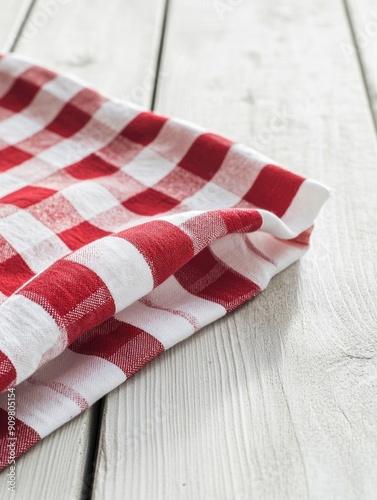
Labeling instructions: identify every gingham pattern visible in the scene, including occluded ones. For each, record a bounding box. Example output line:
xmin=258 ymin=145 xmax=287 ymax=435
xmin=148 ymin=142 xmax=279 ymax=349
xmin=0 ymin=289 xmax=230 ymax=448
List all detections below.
xmin=0 ymin=53 xmax=330 ymax=468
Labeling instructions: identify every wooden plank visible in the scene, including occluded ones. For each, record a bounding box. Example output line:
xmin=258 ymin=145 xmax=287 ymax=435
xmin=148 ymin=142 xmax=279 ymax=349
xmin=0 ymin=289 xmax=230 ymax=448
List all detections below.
xmin=0 ymin=1 xmax=166 ymax=498
xmin=1 ymin=411 xmax=100 ymax=500
xmin=0 ymin=0 xmax=34 ymax=51
xmin=344 ymin=0 xmax=377 ymax=123
xmin=92 ymin=0 xmax=377 ymax=499
xmin=15 ymin=0 xmax=166 ymax=100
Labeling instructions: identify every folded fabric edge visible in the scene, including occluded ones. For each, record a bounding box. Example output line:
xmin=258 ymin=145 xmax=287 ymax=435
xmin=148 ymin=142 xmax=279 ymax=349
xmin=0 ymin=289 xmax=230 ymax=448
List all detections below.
xmin=0 ymin=184 xmax=330 ymax=396
xmin=0 ymin=51 xmax=148 ymax=115
xmin=0 ymin=50 xmax=332 ymax=394
xmin=0 ymin=50 xmax=333 ymax=470
xmin=0 ymin=201 xmax=327 ymax=471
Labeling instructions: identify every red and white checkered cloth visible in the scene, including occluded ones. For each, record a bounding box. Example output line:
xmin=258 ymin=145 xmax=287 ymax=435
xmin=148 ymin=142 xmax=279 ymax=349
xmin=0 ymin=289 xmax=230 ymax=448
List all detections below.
xmin=0 ymin=52 xmax=330 ymax=468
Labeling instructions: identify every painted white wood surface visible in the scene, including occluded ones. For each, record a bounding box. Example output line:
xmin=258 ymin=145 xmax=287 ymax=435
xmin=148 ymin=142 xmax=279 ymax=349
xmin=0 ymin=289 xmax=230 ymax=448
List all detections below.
xmin=345 ymin=0 xmax=377 ymax=121
xmin=92 ymin=0 xmax=377 ymax=499
xmin=0 ymin=1 xmax=166 ymax=499
xmin=0 ymin=0 xmax=34 ymax=51
xmin=15 ymin=0 xmax=167 ymax=101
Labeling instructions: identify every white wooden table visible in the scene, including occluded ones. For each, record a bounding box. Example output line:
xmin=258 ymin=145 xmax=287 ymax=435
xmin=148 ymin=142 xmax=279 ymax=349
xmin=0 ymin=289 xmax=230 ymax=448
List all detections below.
xmin=1 ymin=1 xmax=377 ymax=498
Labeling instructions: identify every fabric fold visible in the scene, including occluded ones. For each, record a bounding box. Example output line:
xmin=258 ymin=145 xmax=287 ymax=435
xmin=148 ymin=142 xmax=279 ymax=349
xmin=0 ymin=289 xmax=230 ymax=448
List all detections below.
xmin=0 ymin=52 xmax=330 ymax=468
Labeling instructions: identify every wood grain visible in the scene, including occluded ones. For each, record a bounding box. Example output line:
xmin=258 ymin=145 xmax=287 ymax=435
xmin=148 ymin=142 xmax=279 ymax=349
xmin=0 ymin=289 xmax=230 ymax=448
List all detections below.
xmin=0 ymin=1 xmax=166 ymax=498
xmin=14 ymin=0 xmax=167 ymax=101
xmin=92 ymin=0 xmax=377 ymax=499
xmin=345 ymin=0 xmax=377 ymax=123
xmin=0 ymin=0 xmax=34 ymax=51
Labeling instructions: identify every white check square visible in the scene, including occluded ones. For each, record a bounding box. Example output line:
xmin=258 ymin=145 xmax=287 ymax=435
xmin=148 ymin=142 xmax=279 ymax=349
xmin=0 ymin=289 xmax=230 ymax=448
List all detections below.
xmin=0 ymin=174 xmax=26 ymax=198
xmin=121 ymin=148 xmax=175 ymax=187
xmin=183 ymin=182 xmax=240 ymax=210
xmin=62 ymin=180 xmax=119 ymax=220
xmin=0 ymin=211 xmax=69 ymax=272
